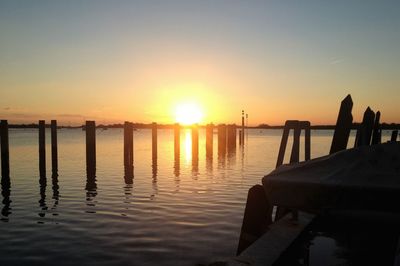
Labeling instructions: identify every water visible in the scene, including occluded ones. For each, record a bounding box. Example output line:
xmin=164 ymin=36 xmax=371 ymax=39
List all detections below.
xmin=0 ymin=128 xmax=394 ymax=265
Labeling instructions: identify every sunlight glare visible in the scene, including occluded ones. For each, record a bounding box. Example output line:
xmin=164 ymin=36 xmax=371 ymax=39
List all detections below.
xmin=175 ymin=102 xmax=203 ymax=125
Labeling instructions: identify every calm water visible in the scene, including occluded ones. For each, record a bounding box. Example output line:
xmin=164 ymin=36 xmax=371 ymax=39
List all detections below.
xmin=0 ymin=128 xmax=393 ymax=265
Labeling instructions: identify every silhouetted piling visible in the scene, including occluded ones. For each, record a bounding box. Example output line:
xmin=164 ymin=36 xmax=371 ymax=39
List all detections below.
xmin=355 ymin=107 xmax=375 ymax=147
xmin=39 ymin=120 xmax=46 ymax=178
xmin=124 ymin=121 xmax=134 ymax=180
xmin=0 ymin=120 xmax=10 ymax=178
xmin=330 ymin=94 xmax=353 ymax=154
xmin=371 ymin=111 xmax=381 ymax=145
xmin=85 ymin=121 xmax=96 ymax=177
xmin=237 ymin=184 xmax=272 ymax=255
xmin=304 ymin=122 xmax=311 ymax=161
xmin=227 ymin=125 xmax=237 ymax=153
xmin=174 ymin=123 xmax=180 ymax=157
xmin=51 ymin=120 xmax=58 ymax=176
xmin=206 ymin=124 xmax=213 ymax=158
xmin=218 ymin=124 xmax=227 ymax=155
xmin=152 ymin=122 xmax=157 ymax=159
xmin=241 ymin=110 xmax=245 ymax=145
xmin=192 ymin=124 xmax=199 ymax=159
xmin=239 ymin=130 xmax=242 ymax=146
xmin=391 ymin=130 xmax=398 ymax=142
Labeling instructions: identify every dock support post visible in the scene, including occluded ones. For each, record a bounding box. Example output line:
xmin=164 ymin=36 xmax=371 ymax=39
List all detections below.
xmin=241 ymin=110 xmax=245 ymax=145
xmin=218 ymin=124 xmax=227 ymax=155
xmin=206 ymin=124 xmax=213 ymax=158
xmin=391 ymin=130 xmax=398 ymax=142
xmin=192 ymin=124 xmax=199 ymax=160
xmin=371 ymin=111 xmax=381 ymax=145
xmin=330 ymin=95 xmax=353 ymax=154
xmin=174 ymin=123 xmax=180 ymax=158
xmin=152 ymin=122 xmax=157 ymax=160
xmin=237 ymin=184 xmax=272 ymax=255
xmin=124 ymin=121 xmax=134 ymax=181
xmin=39 ymin=120 xmax=46 ymax=178
xmin=86 ymin=121 xmax=96 ymax=177
xmin=0 ymin=120 xmax=10 ymax=178
xmin=51 ymin=120 xmax=58 ymax=176
xmin=355 ymin=107 xmax=375 ymax=147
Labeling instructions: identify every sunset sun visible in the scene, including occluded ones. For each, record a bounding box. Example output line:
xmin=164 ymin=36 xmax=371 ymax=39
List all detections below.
xmin=174 ymin=102 xmax=204 ymax=125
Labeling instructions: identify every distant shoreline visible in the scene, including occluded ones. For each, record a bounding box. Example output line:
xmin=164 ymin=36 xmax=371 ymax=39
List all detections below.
xmin=6 ymin=123 xmax=400 ymax=130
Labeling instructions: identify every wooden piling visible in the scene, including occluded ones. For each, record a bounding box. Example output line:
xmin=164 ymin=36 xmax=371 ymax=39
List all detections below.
xmin=174 ymin=123 xmax=180 ymax=157
xmin=276 ymin=121 xmax=291 ymax=168
xmin=124 ymin=121 xmax=134 ymax=179
xmin=371 ymin=111 xmax=381 ymax=145
xmin=355 ymin=107 xmax=375 ymax=147
xmin=391 ymin=130 xmax=398 ymax=142
xmin=218 ymin=124 xmax=227 ymax=155
xmin=237 ymin=184 xmax=272 ymax=255
xmin=227 ymin=125 xmax=237 ymax=152
xmin=152 ymin=122 xmax=157 ymax=159
xmin=85 ymin=121 xmax=96 ymax=177
xmin=192 ymin=124 xmax=199 ymax=159
xmin=39 ymin=120 xmax=46 ymax=178
xmin=0 ymin=120 xmax=10 ymax=178
xmin=304 ymin=121 xmax=311 ymax=161
xmin=330 ymin=94 xmax=353 ymax=154
xmin=206 ymin=124 xmax=213 ymax=158
xmin=241 ymin=110 xmax=245 ymax=145
xmin=51 ymin=120 xmax=58 ymax=176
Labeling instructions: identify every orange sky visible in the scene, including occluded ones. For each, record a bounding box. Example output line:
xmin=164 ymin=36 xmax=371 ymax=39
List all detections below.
xmin=0 ymin=2 xmax=399 ymax=126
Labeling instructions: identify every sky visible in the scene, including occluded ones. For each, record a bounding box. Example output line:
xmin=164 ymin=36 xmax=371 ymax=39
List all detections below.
xmin=0 ymin=1 xmax=399 ymax=125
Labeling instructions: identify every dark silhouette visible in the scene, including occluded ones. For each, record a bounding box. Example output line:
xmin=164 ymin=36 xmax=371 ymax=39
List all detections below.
xmin=206 ymin=124 xmax=213 ymax=159
xmin=38 ymin=174 xmax=47 ymax=218
xmin=0 ymin=120 xmax=10 ymax=178
xmin=354 ymin=107 xmax=375 ymax=147
xmin=51 ymin=120 xmax=58 ymax=176
xmin=371 ymin=111 xmax=381 ymax=145
xmin=391 ymin=130 xmax=398 ymax=142
xmin=86 ymin=121 xmax=96 ymax=178
xmin=152 ymin=122 xmax=157 ymax=160
xmin=124 ymin=121 xmax=134 ymax=183
xmin=330 ymin=94 xmax=353 ymax=154
xmin=1 ymin=174 xmax=11 ymax=221
xmin=39 ymin=120 xmax=46 ymax=178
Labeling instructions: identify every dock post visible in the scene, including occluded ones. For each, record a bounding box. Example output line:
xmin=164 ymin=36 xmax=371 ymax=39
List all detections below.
xmin=227 ymin=125 xmax=236 ymax=153
xmin=355 ymin=107 xmax=375 ymax=147
xmin=86 ymin=121 xmax=96 ymax=177
xmin=51 ymin=120 xmax=58 ymax=176
xmin=174 ymin=123 xmax=180 ymax=158
xmin=124 ymin=121 xmax=134 ymax=181
xmin=304 ymin=121 xmax=311 ymax=161
xmin=0 ymin=120 xmax=10 ymax=178
xmin=237 ymin=184 xmax=272 ymax=255
xmin=206 ymin=124 xmax=213 ymax=158
xmin=371 ymin=111 xmax=381 ymax=145
xmin=152 ymin=122 xmax=157 ymax=159
xmin=391 ymin=130 xmax=398 ymax=142
xmin=330 ymin=95 xmax=353 ymax=154
xmin=241 ymin=110 xmax=245 ymax=145
xmin=39 ymin=120 xmax=46 ymax=178
xmin=218 ymin=124 xmax=227 ymax=155
xmin=192 ymin=124 xmax=199 ymax=159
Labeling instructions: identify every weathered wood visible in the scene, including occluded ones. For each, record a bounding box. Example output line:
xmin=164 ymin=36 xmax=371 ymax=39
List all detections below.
xmin=227 ymin=125 xmax=237 ymax=152
xmin=174 ymin=123 xmax=180 ymax=158
xmin=39 ymin=120 xmax=46 ymax=178
xmin=152 ymin=122 xmax=157 ymax=159
xmin=237 ymin=184 xmax=272 ymax=255
xmin=123 ymin=121 xmax=133 ymax=180
xmin=304 ymin=122 xmax=311 ymax=161
xmin=206 ymin=124 xmax=213 ymax=158
xmin=391 ymin=130 xmax=399 ymax=142
xmin=192 ymin=124 xmax=199 ymax=159
xmin=51 ymin=120 xmax=58 ymax=176
xmin=355 ymin=107 xmax=375 ymax=147
xmin=371 ymin=111 xmax=381 ymax=145
xmin=241 ymin=110 xmax=245 ymax=145
xmin=218 ymin=124 xmax=227 ymax=155
xmin=275 ymin=121 xmax=292 ymax=168
xmin=85 ymin=121 xmax=96 ymax=177
xmin=289 ymin=123 xmax=301 ymax=164
xmin=330 ymin=94 xmax=353 ymax=154
xmin=0 ymin=120 xmax=10 ymax=178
